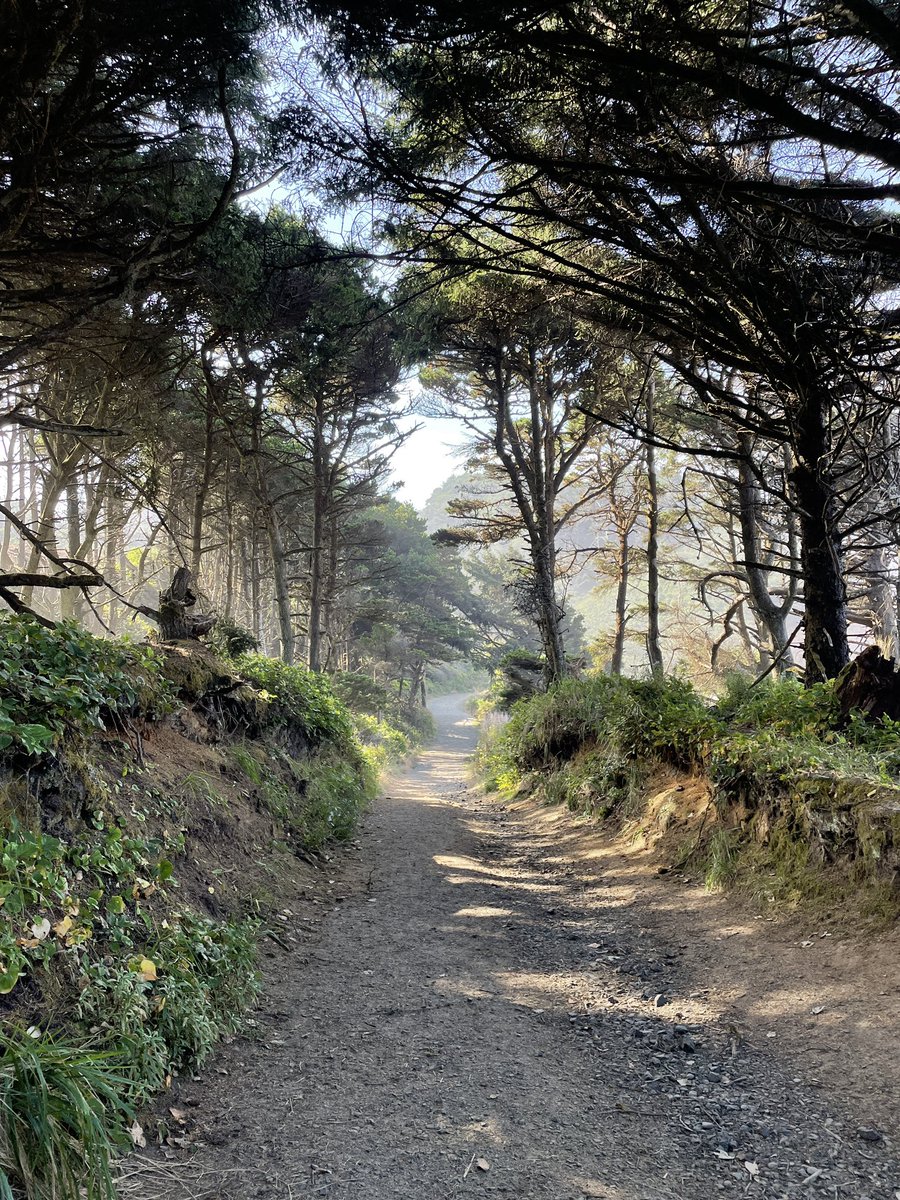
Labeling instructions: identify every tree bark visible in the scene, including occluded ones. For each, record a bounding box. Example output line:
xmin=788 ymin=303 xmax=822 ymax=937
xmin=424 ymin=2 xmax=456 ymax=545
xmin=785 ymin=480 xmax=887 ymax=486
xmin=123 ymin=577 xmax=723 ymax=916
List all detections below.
xmin=789 ymin=395 xmax=848 ymax=682
xmin=190 ymin=395 xmax=216 ymax=580
xmin=734 ymin=443 xmax=793 ymax=671
xmin=610 ymin=523 xmax=630 ymax=675
xmin=0 ymin=428 xmax=18 ymax=571
xmin=645 ymin=381 xmax=664 ymax=675
xmin=532 ymin=537 xmax=566 ymax=684
xmin=60 ymin=483 xmax=81 ymax=620
xmin=861 ymin=546 xmax=900 ymax=662
xmin=263 ymin=506 xmax=294 ymax=664
xmin=307 ymin=425 xmax=325 ymax=672
xmin=246 ymin=369 xmax=294 ymax=664
xmin=158 ymin=567 xmax=214 ymax=641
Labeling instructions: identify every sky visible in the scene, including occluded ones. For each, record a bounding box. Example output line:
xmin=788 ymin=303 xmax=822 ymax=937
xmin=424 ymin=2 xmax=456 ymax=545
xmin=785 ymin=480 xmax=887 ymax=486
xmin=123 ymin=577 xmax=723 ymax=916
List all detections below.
xmin=388 ymin=414 xmax=471 ymax=509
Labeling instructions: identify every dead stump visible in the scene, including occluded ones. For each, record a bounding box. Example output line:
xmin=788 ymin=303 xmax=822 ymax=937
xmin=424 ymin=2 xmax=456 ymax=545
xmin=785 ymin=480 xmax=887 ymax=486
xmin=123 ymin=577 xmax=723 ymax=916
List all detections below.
xmin=835 ymin=645 xmax=900 ymax=725
xmin=158 ymin=568 xmax=215 ymax=642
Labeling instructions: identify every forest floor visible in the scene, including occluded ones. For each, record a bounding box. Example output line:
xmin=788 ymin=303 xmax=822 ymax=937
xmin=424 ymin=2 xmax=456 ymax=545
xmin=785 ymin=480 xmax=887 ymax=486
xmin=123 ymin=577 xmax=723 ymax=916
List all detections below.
xmin=130 ymin=695 xmax=900 ymax=1200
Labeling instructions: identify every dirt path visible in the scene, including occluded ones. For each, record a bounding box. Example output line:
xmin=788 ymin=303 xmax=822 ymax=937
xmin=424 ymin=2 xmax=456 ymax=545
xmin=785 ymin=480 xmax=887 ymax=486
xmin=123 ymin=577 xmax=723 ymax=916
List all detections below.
xmin=138 ymin=696 xmax=899 ymax=1200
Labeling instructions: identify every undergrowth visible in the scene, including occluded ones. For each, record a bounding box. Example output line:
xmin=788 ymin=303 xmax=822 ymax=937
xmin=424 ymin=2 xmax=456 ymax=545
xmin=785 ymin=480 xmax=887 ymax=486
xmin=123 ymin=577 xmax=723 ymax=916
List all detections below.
xmin=331 ymin=672 xmax=436 ymax=771
xmin=0 ymin=1029 xmax=133 ymax=1200
xmin=0 ymin=808 xmax=261 ymax=1198
xmin=482 ymin=671 xmax=900 ymax=802
xmin=0 ymin=619 xmax=383 ymax=1199
xmin=479 ymin=670 xmax=900 ymax=916
xmin=235 ymin=654 xmax=355 ymax=747
xmin=0 ymin=617 xmax=174 ymax=759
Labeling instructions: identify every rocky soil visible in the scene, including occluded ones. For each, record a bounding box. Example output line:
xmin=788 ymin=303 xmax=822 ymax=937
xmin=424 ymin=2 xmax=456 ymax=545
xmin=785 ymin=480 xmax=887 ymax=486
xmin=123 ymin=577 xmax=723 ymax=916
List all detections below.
xmin=130 ymin=695 xmax=900 ymax=1200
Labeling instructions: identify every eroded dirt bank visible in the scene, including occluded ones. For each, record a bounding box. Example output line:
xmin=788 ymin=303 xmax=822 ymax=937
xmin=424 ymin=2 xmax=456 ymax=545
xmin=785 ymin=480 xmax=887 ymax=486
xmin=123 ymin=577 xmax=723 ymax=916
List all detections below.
xmin=135 ymin=695 xmax=899 ymax=1200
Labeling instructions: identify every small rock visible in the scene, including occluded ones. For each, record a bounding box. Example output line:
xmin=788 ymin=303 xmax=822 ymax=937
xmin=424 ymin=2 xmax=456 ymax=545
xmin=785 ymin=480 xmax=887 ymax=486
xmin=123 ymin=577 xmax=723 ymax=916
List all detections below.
xmin=653 ymin=993 xmax=669 ymax=1007
xmin=858 ymin=1128 xmax=884 ymax=1144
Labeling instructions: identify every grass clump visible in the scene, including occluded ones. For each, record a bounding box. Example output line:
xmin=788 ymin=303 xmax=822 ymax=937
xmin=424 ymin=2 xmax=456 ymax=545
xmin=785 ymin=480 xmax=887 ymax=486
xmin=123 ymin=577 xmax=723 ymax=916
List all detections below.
xmin=704 ymin=828 xmax=740 ymax=891
xmin=293 ymin=748 xmax=376 ymax=847
xmin=0 ymin=1028 xmax=133 ymax=1200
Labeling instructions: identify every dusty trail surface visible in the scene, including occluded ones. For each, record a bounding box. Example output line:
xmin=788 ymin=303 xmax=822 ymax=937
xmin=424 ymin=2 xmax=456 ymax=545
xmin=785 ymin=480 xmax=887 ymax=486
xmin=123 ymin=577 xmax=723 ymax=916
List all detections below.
xmin=142 ymin=696 xmax=899 ymax=1200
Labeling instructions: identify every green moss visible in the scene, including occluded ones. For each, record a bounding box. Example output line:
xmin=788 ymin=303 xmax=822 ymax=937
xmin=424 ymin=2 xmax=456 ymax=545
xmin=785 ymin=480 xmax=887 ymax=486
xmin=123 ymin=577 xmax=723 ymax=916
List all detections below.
xmin=156 ymin=645 xmax=224 ymax=702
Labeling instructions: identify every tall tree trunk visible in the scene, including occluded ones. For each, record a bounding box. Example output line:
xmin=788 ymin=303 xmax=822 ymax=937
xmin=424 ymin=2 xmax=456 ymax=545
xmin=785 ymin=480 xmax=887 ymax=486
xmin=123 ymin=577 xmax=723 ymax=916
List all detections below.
xmin=104 ymin=487 xmax=122 ymax=629
xmin=0 ymin=428 xmax=18 ymax=571
xmin=250 ymin=528 xmax=262 ymax=646
xmin=21 ymin=437 xmax=39 ymax=570
xmin=223 ymin=477 xmax=235 ymax=617
xmin=789 ymin=394 xmax=848 ymax=682
xmin=60 ymin=483 xmax=81 ymax=620
xmin=861 ymin=546 xmax=900 ymax=661
xmin=190 ymin=399 xmax=216 ymax=580
xmin=22 ymin=468 xmax=67 ymax=607
xmin=735 ymin=443 xmax=792 ymax=671
xmin=321 ymin=511 xmax=340 ymax=671
xmin=262 ymin=507 xmax=294 ymax=664
xmin=308 ymin=488 xmax=325 ymax=671
xmin=645 ymin=381 xmax=664 ymax=675
xmin=533 ymin=540 xmax=566 ymax=683
xmin=610 ymin=524 xmax=630 ymax=675
xmin=246 ymin=369 xmax=294 ymax=664
xmin=408 ymin=658 xmax=427 ymax=708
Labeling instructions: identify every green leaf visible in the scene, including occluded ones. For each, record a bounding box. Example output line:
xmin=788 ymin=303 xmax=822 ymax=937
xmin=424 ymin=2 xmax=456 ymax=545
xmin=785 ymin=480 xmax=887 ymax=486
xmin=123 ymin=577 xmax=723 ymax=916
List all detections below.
xmin=16 ymin=724 xmax=56 ymax=756
xmin=0 ymin=957 xmax=23 ymax=994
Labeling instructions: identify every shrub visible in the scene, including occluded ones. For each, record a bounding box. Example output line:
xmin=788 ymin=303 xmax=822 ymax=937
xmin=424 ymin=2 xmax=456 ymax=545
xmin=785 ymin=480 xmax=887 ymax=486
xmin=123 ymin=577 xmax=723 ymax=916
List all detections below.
xmin=150 ymin=913 xmax=260 ymax=1067
xmin=330 ymin=672 xmax=394 ymax=717
xmin=230 ymin=741 xmax=372 ymax=849
xmin=236 ymin=655 xmax=354 ymax=747
xmin=0 ymin=618 xmax=173 ymax=760
xmin=353 ymin=714 xmax=413 ymax=770
xmin=277 ymin=746 xmax=375 ymax=849
xmin=207 ymin=620 xmax=259 ymax=659
xmin=623 ymin=675 xmax=720 ymax=768
xmin=331 ymin=673 xmax=436 ymax=748
xmin=713 ymin=674 xmax=838 ymax=735
xmin=0 ymin=817 xmax=173 ymax=999
xmin=488 ymin=673 xmax=715 ymax=777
